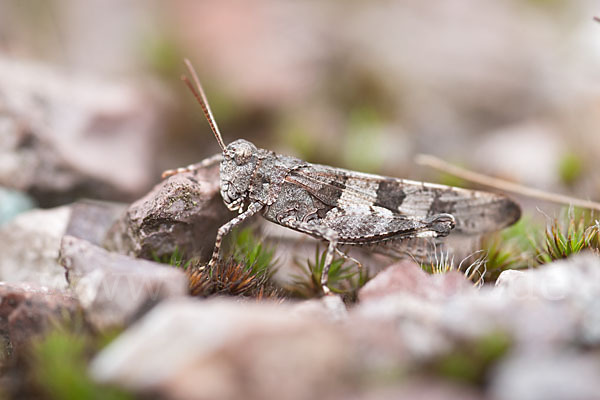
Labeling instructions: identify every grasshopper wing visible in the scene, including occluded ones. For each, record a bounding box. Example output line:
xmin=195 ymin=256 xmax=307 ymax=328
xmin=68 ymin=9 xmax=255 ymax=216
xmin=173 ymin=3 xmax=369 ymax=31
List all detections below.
xmin=286 ymin=164 xmax=521 ymax=235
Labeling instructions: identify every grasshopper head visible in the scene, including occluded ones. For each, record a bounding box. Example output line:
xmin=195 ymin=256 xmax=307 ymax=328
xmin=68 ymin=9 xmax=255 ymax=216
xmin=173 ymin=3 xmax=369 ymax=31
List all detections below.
xmin=220 ymin=139 xmax=259 ymax=212
xmin=181 ymin=60 xmax=260 ymax=212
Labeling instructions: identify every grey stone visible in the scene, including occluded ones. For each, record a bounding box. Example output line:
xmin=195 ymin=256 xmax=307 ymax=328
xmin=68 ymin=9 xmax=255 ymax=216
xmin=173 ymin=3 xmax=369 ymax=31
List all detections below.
xmin=358 ymin=260 xmax=474 ymax=303
xmin=0 ymin=282 xmax=81 ymax=358
xmin=104 ymin=162 xmax=232 ymax=262
xmin=86 ymin=253 xmax=600 ymax=400
xmin=491 ymin=353 xmax=600 ymax=400
xmin=0 ymin=57 xmax=163 ymax=206
xmin=65 ymin=200 xmax=127 ymax=246
xmin=492 ymin=253 xmax=600 ymax=347
xmin=0 ymin=206 xmax=71 ymax=289
xmin=345 ymin=380 xmax=484 ymax=400
xmin=494 ymin=253 xmax=600 ymax=302
xmin=291 ymin=294 xmax=348 ymax=321
xmin=59 ymin=235 xmax=188 ymax=330
xmin=353 ymin=255 xmax=600 ymax=360
xmin=90 ymin=298 xmax=357 ymax=400
xmin=354 ymin=293 xmax=453 ymax=360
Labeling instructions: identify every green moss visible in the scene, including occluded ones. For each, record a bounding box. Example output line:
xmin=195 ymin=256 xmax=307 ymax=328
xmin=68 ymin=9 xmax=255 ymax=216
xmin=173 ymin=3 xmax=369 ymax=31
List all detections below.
xmin=187 ymin=228 xmax=281 ymax=299
xmin=343 ymin=106 xmax=384 ymax=173
xmin=535 ymin=208 xmax=599 ymax=264
xmin=141 ymin=33 xmax=183 ymax=78
xmin=433 ymin=331 xmax=511 ymax=385
xmin=436 ymin=351 xmax=481 ymax=383
xmin=288 ymin=246 xmax=370 ymax=302
xmin=436 ymin=172 xmax=469 ymax=189
xmin=30 ymin=327 xmax=131 ymax=400
xmin=558 ymin=152 xmax=584 ymax=186
xmin=480 ymin=217 xmax=539 ymax=281
xmin=277 ymin=116 xmax=321 ymax=161
xmin=152 ymin=246 xmax=189 ymax=269
xmin=231 ymin=227 xmax=277 ymax=276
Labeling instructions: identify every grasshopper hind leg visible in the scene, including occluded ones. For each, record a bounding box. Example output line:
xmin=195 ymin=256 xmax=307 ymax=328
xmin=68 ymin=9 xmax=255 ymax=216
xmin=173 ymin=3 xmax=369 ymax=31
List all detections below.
xmin=279 ymin=216 xmax=341 ymax=295
xmin=335 ymin=247 xmax=363 ymax=271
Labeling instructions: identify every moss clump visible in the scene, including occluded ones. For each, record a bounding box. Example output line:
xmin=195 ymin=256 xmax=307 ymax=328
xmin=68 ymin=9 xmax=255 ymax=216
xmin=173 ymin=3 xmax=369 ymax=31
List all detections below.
xmin=186 ymin=228 xmax=281 ymax=299
xmin=30 ymin=329 xmax=131 ymax=400
xmin=287 ymin=247 xmax=370 ymax=303
xmin=535 ymin=209 xmax=599 ymax=264
xmin=432 ymin=331 xmax=512 ymax=385
xmin=557 ymin=152 xmax=584 ymax=186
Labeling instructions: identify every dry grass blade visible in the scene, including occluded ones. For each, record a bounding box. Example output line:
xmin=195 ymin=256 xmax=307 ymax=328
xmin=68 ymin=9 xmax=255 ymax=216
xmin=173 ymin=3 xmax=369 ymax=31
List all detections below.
xmin=416 ymin=154 xmax=600 ymax=212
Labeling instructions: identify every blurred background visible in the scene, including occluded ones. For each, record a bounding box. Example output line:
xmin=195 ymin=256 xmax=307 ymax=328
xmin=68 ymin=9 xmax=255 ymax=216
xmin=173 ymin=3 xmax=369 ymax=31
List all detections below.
xmin=1 ymin=0 xmax=599 ymax=217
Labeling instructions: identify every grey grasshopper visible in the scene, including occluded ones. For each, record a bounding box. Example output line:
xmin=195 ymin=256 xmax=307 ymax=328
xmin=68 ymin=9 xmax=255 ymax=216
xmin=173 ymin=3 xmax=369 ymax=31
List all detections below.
xmin=164 ymin=60 xmax=521 ymax=293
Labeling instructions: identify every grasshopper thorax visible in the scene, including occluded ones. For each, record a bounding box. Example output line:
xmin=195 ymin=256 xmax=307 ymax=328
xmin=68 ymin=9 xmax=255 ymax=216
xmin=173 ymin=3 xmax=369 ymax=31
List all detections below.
xmin=220 ymin=139 xmax=259 ymax=212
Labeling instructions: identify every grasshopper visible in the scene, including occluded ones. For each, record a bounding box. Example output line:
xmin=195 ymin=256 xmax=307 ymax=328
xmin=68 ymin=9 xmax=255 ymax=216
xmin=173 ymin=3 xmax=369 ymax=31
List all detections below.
xmin=164 ymin=60 xmax=521 ymax=293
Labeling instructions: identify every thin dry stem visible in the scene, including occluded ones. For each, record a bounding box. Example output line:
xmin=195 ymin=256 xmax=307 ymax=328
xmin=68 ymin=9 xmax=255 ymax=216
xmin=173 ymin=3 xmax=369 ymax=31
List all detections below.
xmin=415 ymin=154 xmax=600 ymax=212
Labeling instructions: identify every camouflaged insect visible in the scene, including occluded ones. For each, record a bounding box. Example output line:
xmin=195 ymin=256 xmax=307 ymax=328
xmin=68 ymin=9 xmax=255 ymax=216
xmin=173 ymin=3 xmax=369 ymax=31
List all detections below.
xmin=163 ymin=60 xmax=521 ymax=293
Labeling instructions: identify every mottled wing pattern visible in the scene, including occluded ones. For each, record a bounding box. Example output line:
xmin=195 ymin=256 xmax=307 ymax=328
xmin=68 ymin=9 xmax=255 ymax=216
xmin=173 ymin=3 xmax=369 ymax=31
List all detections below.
xmin=286 ymin=163 xmax=521 ymax=235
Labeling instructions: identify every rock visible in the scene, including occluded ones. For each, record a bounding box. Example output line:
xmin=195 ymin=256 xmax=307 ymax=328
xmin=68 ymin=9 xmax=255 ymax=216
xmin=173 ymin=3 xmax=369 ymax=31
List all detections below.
xmin=87 ymin=254 xmax=600 ymax=399
xmin=491 ymin=353 xmax=600 ymax=400
xmin=354 ymin=293 xmax=453 ymax=360
xmin=0 ymin=186 xmax=35 ymax=225
xmin=291 ymin=294 xmax=348 ymax=321
xmin=346 ymin=380 xmax=484 ymax=400
xmin=0 ymin=206 xmax=71 ymax=289
xmin=355 ymin=261 xmax=476 ymax=361
xmin=0 ymin=282 xmax=81 ymax=358
xmin=494 ymin=253 xmax=600 ymax=302
xmin=353 ymin=255 xmax=600 ymax=361
xmin=358 ymin=260 xmax=474 ymax=303
xmin=491 ymin=253 xmax=600 ymax=348
xmin=104 ymin=162 xmax=231 ymax=261
xmin=65 ymin=200 xmax=127 ymax=246
xmin=59 ymin=236 xmax=188 ymax=330
xmin=90 ymin=298 xmax=357 ymax=400
xmin=0 ymin=57 xmax=164 ymax=206
xmin=494 ymin=269 xmax=526 ymax=290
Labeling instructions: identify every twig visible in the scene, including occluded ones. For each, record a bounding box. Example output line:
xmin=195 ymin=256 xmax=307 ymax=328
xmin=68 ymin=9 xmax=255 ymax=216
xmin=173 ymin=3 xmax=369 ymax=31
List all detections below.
xmin=415 ymin=154 xmax=600 ymax=212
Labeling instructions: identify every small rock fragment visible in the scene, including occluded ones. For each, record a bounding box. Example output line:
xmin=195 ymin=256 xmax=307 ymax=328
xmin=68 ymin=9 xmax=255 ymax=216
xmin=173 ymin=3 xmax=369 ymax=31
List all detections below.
xmin=59 ymin=235 xmax=188 ymax=330
xmin=65 ymin=200 xmax=127 ymax=245
xmin=0 ymin=57 xmax=163 ymax=206
xmin=292 ymin=294 xmax=348 ymax=321
xmin=0 ymin=282 xmax=81 ymax=358
xmin=0 ymin=206 xmax=71 ymax=289
xmin=346 ymin=380 xmax=484 ymax=400
xmin=104 ymin=162 xmax=231 ymax=261
xmin=90 ymin=298 xmax=356 ymax=400
xmin=358 ymin=260 xmax=473 ymax=303
xmin=494 ymin=253 xmax=600 ymax=302
xmin=491 ymin=353 xmax=600 ymax=400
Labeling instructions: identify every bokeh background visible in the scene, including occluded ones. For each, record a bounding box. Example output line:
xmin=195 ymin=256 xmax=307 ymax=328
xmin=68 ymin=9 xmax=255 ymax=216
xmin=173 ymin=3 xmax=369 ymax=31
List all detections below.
xmin=1 ymin=0 xmax=599 ymax=215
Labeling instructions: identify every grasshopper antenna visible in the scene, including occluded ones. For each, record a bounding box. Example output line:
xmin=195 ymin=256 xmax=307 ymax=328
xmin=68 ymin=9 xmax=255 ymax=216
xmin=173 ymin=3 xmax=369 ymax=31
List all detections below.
xmin=182 ymin=58 xmax=227 ymax=152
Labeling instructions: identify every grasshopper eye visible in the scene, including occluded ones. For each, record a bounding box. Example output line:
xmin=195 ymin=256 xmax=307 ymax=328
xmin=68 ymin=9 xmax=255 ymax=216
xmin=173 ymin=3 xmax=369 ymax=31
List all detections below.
xmin=233 ymin=142 xmax=253 ymax=165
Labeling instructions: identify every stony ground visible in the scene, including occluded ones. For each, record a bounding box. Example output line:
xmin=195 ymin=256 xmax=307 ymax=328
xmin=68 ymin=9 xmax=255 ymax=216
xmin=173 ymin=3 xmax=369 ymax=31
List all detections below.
xmin=1 ymin=2 xmax=600 ymax=399
xmin=1 ymin=164 xmax=600 ymax=400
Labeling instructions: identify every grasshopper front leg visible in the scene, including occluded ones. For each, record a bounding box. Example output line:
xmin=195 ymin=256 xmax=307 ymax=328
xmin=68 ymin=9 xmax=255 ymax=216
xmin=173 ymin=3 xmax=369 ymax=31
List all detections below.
xmin=206 ymin=202 xmax=264 ymax=269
